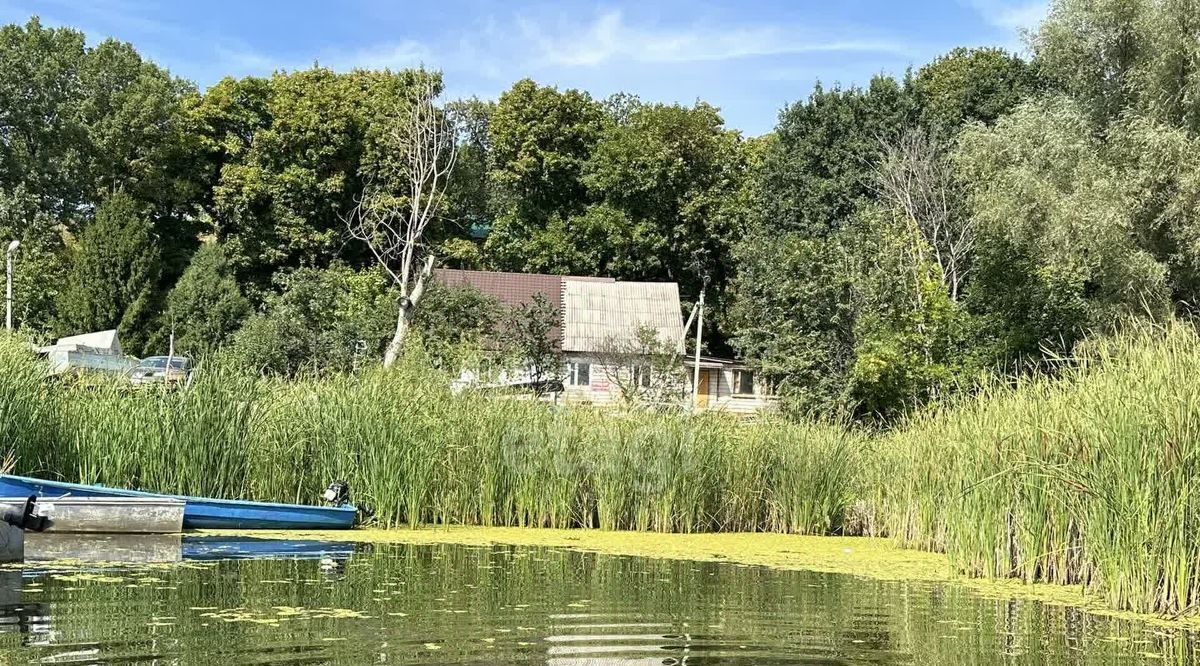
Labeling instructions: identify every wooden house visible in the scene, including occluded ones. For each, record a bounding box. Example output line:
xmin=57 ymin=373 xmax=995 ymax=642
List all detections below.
xmin=436 ymin=268 xmax=776 ymax=414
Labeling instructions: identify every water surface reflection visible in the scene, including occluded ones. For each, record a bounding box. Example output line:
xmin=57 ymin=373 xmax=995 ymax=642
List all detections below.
xmin=0 ymin=536 xmax=1189 ymax=664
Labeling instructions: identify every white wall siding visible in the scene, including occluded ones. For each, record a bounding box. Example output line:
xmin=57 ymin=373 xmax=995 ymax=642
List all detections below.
xmin=561 ymin=356 xmax=618 ymax=406
xmin=687 ymin=366 xmax=778 ymax=416
xmin=559 ymin=357 xmax=777 ymax=415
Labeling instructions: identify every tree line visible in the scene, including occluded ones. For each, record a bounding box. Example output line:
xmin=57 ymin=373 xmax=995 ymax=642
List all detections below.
xmin=2 ymin=0 xmax=1197 ymax=421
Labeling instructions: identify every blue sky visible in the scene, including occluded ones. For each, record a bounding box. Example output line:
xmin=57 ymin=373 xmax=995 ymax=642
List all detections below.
xmin=0 ymin=0 xmax=1046 ymax=135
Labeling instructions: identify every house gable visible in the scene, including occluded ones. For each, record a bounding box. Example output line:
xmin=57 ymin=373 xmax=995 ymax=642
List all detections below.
xmin=561 ymin=280 xmax=684 ymax=354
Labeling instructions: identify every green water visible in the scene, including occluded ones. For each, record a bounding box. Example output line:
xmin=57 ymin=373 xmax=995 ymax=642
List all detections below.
xmin=0 ymin=537 xmax=1194 ymax=665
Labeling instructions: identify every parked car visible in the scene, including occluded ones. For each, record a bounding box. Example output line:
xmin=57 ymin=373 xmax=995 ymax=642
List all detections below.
xmin=129 ymin=356 xmax=191 ymax=385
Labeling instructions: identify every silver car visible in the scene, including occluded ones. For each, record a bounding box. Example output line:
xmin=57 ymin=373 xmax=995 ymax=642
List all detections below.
xmin=129 ymin=356 xmax=191 ymax=385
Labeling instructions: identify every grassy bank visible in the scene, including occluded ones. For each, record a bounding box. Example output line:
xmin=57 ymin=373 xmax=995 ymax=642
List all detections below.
xmin=2 ymin=325 xmax=1198 ymax=619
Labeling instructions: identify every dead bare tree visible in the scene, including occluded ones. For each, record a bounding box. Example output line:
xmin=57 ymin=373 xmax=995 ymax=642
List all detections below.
xmin=346 ymin=75 xmax=457 ymax=367
xmin=873 ymin=128 xmax=974 ymax=301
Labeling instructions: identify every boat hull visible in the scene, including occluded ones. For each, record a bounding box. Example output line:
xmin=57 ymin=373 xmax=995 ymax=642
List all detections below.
xmin=0 ymin=475 xmax=357 ymax=530
xmin=0 ymin=496 xmax=184 ymax=534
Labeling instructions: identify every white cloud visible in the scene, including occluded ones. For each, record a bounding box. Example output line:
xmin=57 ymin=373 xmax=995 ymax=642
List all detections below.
xmin=0 ymin=1 xmax=942 ymax=133
xmin=3 ymin=2 xmax=920 ymax=87
xmin=513 ymin=10 xmax=914 ymax=67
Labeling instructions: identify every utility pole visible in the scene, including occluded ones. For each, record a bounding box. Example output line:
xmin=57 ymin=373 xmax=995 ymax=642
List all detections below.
xmin=690 ymin=287 xmax=705 ymax=412
xmin=5 ymin=240 xmax=19 ymax=332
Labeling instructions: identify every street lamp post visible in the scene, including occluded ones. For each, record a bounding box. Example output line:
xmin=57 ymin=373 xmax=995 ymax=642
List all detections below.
xmin=6 ymin=240 xmax=19 ymax=332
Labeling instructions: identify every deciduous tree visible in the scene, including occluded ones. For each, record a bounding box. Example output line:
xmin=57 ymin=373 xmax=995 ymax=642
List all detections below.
xmin=873 ymin=127 xmax=973 ymax=300
xmin=502 ymin=293 xmax=563 ymax=392
xmin=196 ymin=68 xmax=425 ymax=290
xmin=484 ymin=79 xmax=606 ymax=268
xmin=912 ymin=47 xmax=1038 ymax=131
xmin=953 ymin=97 xmax=1170 ymax=358
xmin=755 ymin=76 xmax=916 ymax=238
xmin=165 ymin=242 xmax=251 ymax=358
xmin=346 ymin=74 xmax=457 ymax=367
xmin=229 ymin=265 xmax=395 ymax=375
xmin=595 ymin=324 xmax=686 ymax=408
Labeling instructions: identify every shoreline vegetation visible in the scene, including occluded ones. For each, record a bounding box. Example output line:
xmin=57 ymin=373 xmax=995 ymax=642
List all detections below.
xmin=1 ymin=322 xmax=1198 ymax=623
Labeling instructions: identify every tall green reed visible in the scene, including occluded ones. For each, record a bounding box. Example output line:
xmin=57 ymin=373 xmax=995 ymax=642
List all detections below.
xmin=0 ymin=336 xmax=858 ymax=537
xmin=863 ymin=323 xmax=1200 ymax=616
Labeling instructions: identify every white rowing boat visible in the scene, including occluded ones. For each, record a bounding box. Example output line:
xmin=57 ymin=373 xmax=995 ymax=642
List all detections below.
xmin=0 ymin=496 xmax=184 ymax=534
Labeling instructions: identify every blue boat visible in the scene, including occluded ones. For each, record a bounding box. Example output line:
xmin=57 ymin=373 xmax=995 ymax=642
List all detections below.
xmin=0 ymin=474 xmax=357 ymax=530
xmin=182 ymin=535 xmax=357 ymax=561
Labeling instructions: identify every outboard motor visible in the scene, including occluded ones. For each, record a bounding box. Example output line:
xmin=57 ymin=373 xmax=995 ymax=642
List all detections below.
xmin=0 ymin=496 xmax=49 ymax=532
xmin=322 ymin=481 xmax=350 ymax=506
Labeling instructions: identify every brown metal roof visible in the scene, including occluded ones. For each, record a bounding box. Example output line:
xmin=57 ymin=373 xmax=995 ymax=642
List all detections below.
xmin=435 ymin=269 xmax=571 ymax=310
xmin=433 ymin=269 xmax=616 ymax=348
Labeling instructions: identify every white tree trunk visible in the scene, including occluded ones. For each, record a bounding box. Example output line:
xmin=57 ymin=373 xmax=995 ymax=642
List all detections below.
xmin=383 ymin=255 xmax=434 ymax=368
xmin=383 ymin=306 xmax=411 ymax=368
xmin=345 ymin=77 xmax=456 ymax=367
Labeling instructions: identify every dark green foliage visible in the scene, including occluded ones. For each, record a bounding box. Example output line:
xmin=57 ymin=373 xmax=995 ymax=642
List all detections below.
xmin=54 ymin=192 xmax=161 ymax=354
xmin=194 ymin=68 xmax=435 ymax=289
xmin=583 ymin=101 xmax=747 ymax=308
xmin=228 ymin=265 xmax=395 ymax=376
xmin=0 ymin=18 xmax=92 ymax=218
xmin=912 ymin=46 xmax=1040 ymax=130
xmin=165 ymin=242 xmax=251 ymax=359
xmin=484 ymin=79 xmax=607 ymax=268
xmin=77 ymin=38 xmax=204 ymax=224
xmin=729 ymin=208 xmax=974 ymax=420
xmin=732 ymin=75 xmax=956 ymax=417
xmin=0 ymin=185 xmax=68 ymax=339
xmin=482 ymin=91 xmax=749 ymax=350
xmin=413 ymin=282 xmax=503 ymax=365
xmin=0 ymin=18 xmax=203 ymax=266
xmin=443 ymin=98 xmax=495 ymax=239
xmin=727 ymin=231 xmax=854 ymax=416
xmin=756 ymin=76 xmax=916 ymax=238
xmin=488 ymin=79 xmax=606 ymax=219
xmin=0 ymin=18 xmax=200 ymax=343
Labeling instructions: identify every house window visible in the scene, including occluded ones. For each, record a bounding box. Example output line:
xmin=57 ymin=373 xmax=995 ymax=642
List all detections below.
xmin=733 ymin=369 xmax=755 ymax=396
xmin=567 ymin=362 xmax=591 ymax=386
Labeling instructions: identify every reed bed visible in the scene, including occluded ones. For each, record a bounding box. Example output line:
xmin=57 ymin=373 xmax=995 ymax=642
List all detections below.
xmin=0 ymin=337 xmax=859 ymax=536
xmin=863 ymin=324 xmax=1200 ymax=616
